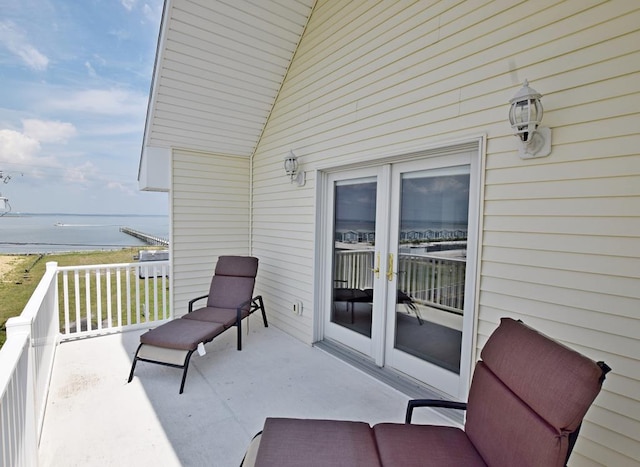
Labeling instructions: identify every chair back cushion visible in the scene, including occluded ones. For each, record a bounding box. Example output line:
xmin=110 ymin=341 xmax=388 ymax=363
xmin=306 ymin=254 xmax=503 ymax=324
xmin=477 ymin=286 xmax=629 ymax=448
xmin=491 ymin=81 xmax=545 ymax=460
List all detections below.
xmin=465 ymin=318 xmax=605 ymax=467
xmin=207 ymin=256 xmax=258 ymax=310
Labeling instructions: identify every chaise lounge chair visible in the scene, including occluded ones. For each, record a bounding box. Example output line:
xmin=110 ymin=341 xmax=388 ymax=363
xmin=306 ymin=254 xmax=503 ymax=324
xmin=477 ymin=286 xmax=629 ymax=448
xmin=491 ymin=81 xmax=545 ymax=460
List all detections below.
xmin=242 ymin=317 xmax=610 ymax=466
xmin=128 ymin=255 xmax=267 ymax=393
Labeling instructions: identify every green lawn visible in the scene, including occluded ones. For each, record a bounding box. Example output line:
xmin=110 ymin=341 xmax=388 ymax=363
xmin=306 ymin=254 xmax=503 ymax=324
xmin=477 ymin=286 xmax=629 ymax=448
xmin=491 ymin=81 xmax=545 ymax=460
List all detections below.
xmin=0 ymin=248 xmax=149 ymax=347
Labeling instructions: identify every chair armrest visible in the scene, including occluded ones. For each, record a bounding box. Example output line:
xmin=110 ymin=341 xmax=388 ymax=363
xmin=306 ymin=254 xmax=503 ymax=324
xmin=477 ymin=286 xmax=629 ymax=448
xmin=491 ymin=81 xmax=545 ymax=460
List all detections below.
xmin=235 ymin=296 xmax=256 ymax=319
xmin=405 ymin=399 xmax=468 ymax=424
xmin=188 ymin=294 xmax=209 ymax=313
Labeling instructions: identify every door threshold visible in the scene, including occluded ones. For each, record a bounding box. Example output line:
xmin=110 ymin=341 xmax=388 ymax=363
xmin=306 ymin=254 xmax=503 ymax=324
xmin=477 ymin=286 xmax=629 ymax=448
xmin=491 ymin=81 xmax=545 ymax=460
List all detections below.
xmin=314 ymin=339 xmax=464 ymax=425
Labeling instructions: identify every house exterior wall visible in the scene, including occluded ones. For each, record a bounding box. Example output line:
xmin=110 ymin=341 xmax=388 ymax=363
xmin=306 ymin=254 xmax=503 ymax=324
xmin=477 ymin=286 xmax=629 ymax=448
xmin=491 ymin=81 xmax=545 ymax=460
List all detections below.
xmin=249 ymin=1 xmax=640 ymax=465
xmin=171 ymin=149 xmax=251 ymax=316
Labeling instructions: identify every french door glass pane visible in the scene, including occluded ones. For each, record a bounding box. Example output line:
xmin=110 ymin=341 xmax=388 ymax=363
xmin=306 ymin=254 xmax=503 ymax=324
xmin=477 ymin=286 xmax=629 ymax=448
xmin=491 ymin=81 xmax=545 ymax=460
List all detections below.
xmin=395 ymin=166 xmax=470 ymax=374
xmin=332 ymin=179 xmax=376 ymax=338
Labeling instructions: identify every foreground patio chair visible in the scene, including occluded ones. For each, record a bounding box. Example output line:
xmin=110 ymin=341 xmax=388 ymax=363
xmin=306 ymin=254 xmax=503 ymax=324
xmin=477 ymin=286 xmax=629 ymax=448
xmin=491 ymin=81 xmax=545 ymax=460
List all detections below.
xmin=128 ymin=256 xmax=267 ymax=393
xmin=242 ymin=317 xmax=610 ymax=466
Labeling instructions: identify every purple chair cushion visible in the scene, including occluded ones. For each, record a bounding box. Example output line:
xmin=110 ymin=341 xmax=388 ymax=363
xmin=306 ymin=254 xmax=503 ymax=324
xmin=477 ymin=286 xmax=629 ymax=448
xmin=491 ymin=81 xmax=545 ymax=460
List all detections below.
xmin=215 ymin=256 xmax=258 ymax=277
xmin=465 ymin=363 xmax=569 ymax=467
xmin=207 ymin=276 xmax=255 ymax=310
xmin=183 ymin=306 xmax=248 ymax=327
xmin=140 ymin=319 xmax=224 ymax=351
xmin=373 ymin=424 xmax=486 ymax=467
xmin=480 ymin=318 xmax=604 ymax=431
xmin=255 ymin=418 xmax=381 ymax=467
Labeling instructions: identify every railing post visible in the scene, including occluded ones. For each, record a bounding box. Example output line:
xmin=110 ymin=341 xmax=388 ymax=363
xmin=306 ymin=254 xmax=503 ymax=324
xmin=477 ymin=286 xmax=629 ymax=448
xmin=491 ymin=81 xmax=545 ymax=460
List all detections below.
xmin=47 ymin=262 xmax=61 ymax=338
xmin=5 ymin=317 xmax=38 ymax=467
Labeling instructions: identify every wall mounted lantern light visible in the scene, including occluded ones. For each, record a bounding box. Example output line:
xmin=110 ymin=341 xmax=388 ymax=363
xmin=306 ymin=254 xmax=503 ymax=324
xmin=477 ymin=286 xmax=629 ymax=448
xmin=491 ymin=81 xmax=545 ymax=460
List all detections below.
xmin=284 ymin=150 xmax=305 ymax=186
xmin=508 ymin=79 xmax=552 ymax=159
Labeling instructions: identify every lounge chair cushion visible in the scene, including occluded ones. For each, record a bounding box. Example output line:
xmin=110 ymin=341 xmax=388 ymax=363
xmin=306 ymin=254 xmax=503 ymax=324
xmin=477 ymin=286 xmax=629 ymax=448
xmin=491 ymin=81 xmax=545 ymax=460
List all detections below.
xmin=464 ymin=318 xmax=608 ymax=467
xmin=478 ymin=318 xmax=604 ymax=431
xmin=183 ymin=306 xmax=247 ymax=327
xmin=465 ymin=362 xmax=569 ymax=467
xmin=254 ymin=418 xmax=381 ymax=467
xmin=206 ymin=256 xmax=258 ymax=310
xmin=214 ymin=255 xmax=259 ymax=278
xmin=140 ymin=319 xmax=225 ymax=351
xmin=373 ymin=424 xmax=486 ymax=467
xmin=207 ymin=276 xmax=256 ymax=310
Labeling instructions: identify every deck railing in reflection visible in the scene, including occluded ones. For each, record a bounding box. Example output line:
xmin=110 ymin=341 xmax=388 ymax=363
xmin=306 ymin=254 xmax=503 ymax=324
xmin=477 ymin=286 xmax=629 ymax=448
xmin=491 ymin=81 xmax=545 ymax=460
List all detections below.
xmin=334 ymin=249 xmax=465 ymax=314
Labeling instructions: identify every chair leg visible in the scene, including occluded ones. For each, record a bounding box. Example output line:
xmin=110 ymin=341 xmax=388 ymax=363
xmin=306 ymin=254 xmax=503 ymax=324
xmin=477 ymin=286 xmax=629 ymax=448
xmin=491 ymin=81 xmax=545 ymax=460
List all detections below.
xmin=256 ymin=295 xmax=268 ymax=328
xmin=236 ymin=296 xmax=267 ymax=351
xmin=179 ymin=350 xmax=196 ymax=394
xmin=404 ymin=301 xmax=423 ymax=326
xmin=127 ymin=343 xmax=143 ymax=383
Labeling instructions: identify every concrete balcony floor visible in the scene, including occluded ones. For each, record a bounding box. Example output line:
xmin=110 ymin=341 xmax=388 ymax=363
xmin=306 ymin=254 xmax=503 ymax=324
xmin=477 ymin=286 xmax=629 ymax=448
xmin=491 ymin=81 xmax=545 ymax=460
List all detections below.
xmin=38 ymin=316 xmax=455 ymax=466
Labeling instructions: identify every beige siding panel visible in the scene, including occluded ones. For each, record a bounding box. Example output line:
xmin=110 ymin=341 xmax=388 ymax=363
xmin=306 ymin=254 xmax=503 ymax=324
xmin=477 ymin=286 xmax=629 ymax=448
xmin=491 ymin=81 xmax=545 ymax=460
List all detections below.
xmin=483 ymin=245 xmax=638 ymax=279
xmin=147 ymin=0 xmax=314 ymax=155
xmin=246 ymin=1 xmax=640 ymax=464
xmin=171 ymin=150 xmax=250 ymax=317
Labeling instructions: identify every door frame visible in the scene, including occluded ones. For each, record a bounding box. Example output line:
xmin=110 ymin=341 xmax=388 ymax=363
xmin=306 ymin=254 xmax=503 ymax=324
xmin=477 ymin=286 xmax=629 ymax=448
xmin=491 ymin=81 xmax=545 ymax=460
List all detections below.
xmin=313 ymin=137 xmax=485 ymax=399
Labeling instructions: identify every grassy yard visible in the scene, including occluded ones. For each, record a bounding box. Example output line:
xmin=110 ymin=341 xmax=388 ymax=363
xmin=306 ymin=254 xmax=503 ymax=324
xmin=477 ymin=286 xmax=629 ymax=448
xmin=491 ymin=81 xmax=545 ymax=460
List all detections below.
xmin=0 ymin=248 xmax=149 ymax=347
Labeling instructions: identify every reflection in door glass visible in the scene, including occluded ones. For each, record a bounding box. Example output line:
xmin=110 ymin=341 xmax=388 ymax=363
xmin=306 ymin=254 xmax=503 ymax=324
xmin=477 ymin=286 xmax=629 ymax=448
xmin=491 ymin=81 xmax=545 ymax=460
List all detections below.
xmin=332 ymin=180 xmax=376 ymax=337
xmin=395 ymin=167 xmax=470 ymax=374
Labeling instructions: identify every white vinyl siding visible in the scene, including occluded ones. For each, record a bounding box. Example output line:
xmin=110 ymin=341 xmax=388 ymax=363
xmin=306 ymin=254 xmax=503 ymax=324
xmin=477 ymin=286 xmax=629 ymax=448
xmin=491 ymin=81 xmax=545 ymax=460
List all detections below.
xmin=145 ymin=0 xmax=314 ymax=156
xmin=171 ymin=150 xmax=251 ymax=317
xmin=249 ymin=1 xmax=639 ymax=465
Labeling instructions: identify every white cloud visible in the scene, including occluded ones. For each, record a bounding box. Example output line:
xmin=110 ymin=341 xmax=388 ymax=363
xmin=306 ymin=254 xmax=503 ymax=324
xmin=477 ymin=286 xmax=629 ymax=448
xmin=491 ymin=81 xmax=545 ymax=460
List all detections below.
xmin=107 ymin=180 xmax=135 ymax=196
xmin=143 ymin=2 xmax=163 ymax=24
xmin=110 ymin=29 xmax=130 ymax=41
xmin=64 ymin=161 xmax=97 ymax=185
xmin=0 ymin=129 xmax=42 ymax=165
xmin=48 ymin=88 xmax=148 ymax=116
xmin=0 ymin=21 xmax=49 ymax=71
xmin=22 ymin=119 xmax=77 ymax=144
xmin=85 ymin=61 xmax=97 ymax=78
xmin=121 ymin=0 xmax=137 ymax=12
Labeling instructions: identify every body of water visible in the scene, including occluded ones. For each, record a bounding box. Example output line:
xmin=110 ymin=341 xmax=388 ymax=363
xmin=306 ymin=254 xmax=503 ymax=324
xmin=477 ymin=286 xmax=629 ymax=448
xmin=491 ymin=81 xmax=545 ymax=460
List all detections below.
xmin=0 ymin=213 xmax=169 ymax=254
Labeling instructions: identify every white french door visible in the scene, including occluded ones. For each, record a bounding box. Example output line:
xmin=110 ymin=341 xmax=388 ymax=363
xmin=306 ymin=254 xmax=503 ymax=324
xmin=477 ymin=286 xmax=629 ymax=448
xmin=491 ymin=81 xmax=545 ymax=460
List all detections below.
xmin=322 ymin=148 xmax=479 ymax=400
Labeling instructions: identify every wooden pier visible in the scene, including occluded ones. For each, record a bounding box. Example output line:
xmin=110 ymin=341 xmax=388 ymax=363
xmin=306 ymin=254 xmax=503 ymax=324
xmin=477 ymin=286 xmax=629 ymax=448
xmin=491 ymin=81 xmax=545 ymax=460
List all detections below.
xmin=119 ymin=227 xmax=169 ymax=246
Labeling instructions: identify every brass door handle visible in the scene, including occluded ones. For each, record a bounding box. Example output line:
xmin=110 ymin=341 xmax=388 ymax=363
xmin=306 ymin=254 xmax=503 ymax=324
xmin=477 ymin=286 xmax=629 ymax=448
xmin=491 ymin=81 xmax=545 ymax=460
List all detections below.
xmin=371 ymin=252 xmax=381 ymax=279
xmin=387 ymin=253 xmax=394 ymax=281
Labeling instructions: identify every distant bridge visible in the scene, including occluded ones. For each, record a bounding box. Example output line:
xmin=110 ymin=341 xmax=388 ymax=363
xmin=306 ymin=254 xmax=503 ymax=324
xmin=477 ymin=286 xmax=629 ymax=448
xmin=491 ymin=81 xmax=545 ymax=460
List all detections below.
xmin=119 ymin=227 xmax=169 ymax=247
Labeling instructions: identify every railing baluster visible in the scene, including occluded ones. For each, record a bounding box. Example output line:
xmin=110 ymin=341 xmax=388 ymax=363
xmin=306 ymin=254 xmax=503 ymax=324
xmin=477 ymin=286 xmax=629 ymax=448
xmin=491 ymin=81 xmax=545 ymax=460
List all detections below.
xmin=135 ymin=266 xmax=141 ymax=323
xmin=116 ymin=267 xmax=122 ymax=328
xmin=96 ymin=269 xmax=102 ymax=331
xmin=153 ymin=266 xmax=159 ymax=321
xmin=85 ymin=270 xmax=92 ymax=332
xmin=144 ymin=268 xmax=150 ymax=323
xmin=126 ymin=267 xmax=132 ymax=326
xmin=106 ymin=268 xmax=112 ymax=329
xmin=63 ymin=271 xmax=70 ymax=334
xmin=74 ymin=270 xmax=81 ymax=331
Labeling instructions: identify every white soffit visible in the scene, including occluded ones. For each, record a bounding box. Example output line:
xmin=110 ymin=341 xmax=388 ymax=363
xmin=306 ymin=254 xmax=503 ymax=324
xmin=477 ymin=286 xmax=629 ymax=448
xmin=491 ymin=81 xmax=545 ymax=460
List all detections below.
xmin=144 ymin=0 xmax=315 ymax=157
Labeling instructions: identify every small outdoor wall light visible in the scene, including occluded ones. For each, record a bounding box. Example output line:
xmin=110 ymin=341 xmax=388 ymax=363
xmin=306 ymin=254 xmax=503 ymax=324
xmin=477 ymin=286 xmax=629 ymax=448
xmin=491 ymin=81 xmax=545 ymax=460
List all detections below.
xmin=284 ymin=150 xmax=305 ymax=186
xmin=508 ymin=79 xmax=552 ymax=159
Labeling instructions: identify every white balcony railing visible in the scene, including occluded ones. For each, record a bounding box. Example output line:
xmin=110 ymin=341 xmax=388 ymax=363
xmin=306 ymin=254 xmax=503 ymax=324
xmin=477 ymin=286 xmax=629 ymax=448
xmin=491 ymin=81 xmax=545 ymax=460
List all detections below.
xmin=58 ymin=261 xmax=170 ymax=340
xmin=0 ymin=259 xmax=170 ymax=467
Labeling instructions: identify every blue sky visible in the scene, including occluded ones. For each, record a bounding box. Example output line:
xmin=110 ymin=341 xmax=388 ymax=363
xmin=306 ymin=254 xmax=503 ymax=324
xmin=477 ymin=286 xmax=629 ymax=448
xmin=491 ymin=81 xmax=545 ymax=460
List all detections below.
xmin=0 ymin=0 xmax=167 ymax=214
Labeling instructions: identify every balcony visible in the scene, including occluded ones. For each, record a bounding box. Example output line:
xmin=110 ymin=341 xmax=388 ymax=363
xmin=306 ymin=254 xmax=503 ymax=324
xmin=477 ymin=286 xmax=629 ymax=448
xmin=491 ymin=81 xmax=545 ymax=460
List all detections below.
xmin=1 ymin=261 xmax=454 ymax=466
